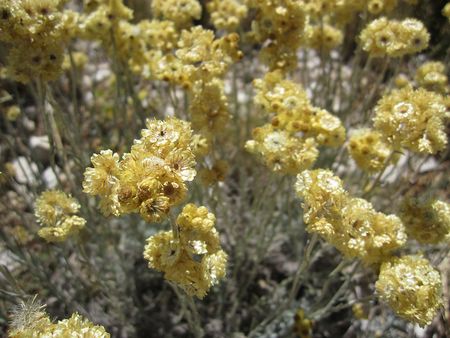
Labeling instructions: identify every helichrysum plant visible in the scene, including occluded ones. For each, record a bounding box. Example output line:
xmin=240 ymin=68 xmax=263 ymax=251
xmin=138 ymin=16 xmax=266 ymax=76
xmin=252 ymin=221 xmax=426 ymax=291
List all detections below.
xmin=0 ymin=0 xmax=448 ymax=337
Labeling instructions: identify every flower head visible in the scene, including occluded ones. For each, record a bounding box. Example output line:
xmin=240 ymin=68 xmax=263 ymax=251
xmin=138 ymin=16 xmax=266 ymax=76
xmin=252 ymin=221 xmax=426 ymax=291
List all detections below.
xmin=35 ymin=190 xmax=86 ymax=242
xmin=376 ymin=255 xmax=443 ymax=327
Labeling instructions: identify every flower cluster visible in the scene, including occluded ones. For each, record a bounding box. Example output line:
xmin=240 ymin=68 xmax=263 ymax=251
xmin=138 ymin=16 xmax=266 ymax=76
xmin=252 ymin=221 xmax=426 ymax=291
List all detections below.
xmin=373 ymin=86 xmax=448 ymax=154
xmin=189 ymin=78 xmax=230 ymax=137
xmin=400 ymin=197 xmax=450 ymax=244
xmin=207 ymin=0 xmax=247 ymax=32
xmin=366 ymin=0 xmax=398 ymax=14
xmin=0 ymin=0 xmax=77 ymax=82
xmin=152 ymin=27 xmax=241 ymax=143
xmin=79 ymin=0 xmax=133 ymax=41
xmin=295 ymin=169 xmax=407 ymax=264
xmin=375 ymin=255 xmax=443 ymax=327
xmin=246 ymin=0 xmax=307 ymax=71
xmin=359 ymin=18 xmax=430 ymax=57
xmin=83 ymin=118 xmax=197 ymax=223
xmin=151 ymin=0 xmax=201 ymax=28
xmin=8 ymin=299 xmax=109 ymax=337
xmin=415 ymin=61 xmax=448 ymax=94
xmin=348 ymin=129 xmax=396 ymax=173
xmin=143 ymin=204 xmax=227 ymax=299
xmin=305 ymin=24 xmax=344 ymax=52
xmin=246 ymin=71 xmax=345 ymax=174
xmin=35 ymin=190 xmax=86 ymax=242
xmin=245 ymin=124 xmax=318 ymax=174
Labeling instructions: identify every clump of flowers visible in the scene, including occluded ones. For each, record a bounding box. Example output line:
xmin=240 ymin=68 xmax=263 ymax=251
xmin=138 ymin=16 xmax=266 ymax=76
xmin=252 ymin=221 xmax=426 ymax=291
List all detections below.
xmin=375 ymin=255 xmax=443 ymax=327
xmin=151 ymin=0 xmax=201 ymax=28
xmin=415 ymin=61 xmax=448 ymax=94
xmin=399 ymin=198 xmax=450 ymax=244
xmin=348 ymin=129 xmax=396 ymax=172
xmin=35 ymin=190 xmax=86 ymax=242
xmin=359 ymin=17 xmax=430 ymax=57
xmin=245 ymin=124 xmax=319 ymax=174
xmin=207 ymin=0 xmax=248 ymax=32
xmin=254 ymin=72 xmax=346 ymax=147
xmin=152 ymin=27 xmax=242 ymax=144
xmin=373 ymin=86 xmax=448 ymax=154
xmin=189 ymin=78 xmax=230 ymax=137
xmin=305 ymin=24 xmax=344 ymax=52
xmin=367 ymin=0 xmax=398 ymax=14
xmin=83 ymin=117 xmax=197 ymax=222
xmin=246 ymin=0 xmax=307 ymax=71
xmin=0 ymin=0 xmax=76 ymax=82
xmin=143 ymin=204 xmax=227 ymax=299
xmin=8 ymin=298 xmax=110 ymax=337
xmin=246 ymin=71 xmax=346 ymax=173
xmin=295 ymin=169 xmax=407 ymax=264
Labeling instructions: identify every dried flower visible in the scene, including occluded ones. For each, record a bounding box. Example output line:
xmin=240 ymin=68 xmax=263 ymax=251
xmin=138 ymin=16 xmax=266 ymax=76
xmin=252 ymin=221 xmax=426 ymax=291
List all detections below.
xmin=83 ymin=118 xmax=197 ymax=222
xmin=35 ymin=190 xmax=86 ymax=242
xmin=348 ymin=129 xmax=396 ymax=172
xmin=400 ymin=197 xmax=450 ymax=244
xmin=144 ymin=204 xmax=227 ymax=298
xmin=9 ymin=297 xmax=110 ymax=337
xmin=151 ymin=0 xmax=201 ymax=28
xmin=415 ymin=61 xmax=448 ymax=94
xmin=376 ymin=255 xmax=443 ymax=327
xmin=296 ymin=170 xmax=407 ymax=263
xmin=360 ymin=18 xmax=430 ymax=58
xmin=373 ymin=86 xmax=448 ymax=154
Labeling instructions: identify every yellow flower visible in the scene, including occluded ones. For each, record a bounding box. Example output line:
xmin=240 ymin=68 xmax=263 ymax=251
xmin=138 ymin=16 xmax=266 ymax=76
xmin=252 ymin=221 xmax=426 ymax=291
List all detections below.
xmin=367 ymin=0 xmax=398 ymax=14
xmin=296 ymin=170 xmax=406 ymax=263
xmin=143 ymin=204 xmax=227 ymax=298
xmin=359 ymin=17 xmax=429 ymax=57
xmin=151 ymin=0 xmax=201 ymax=28
xmin=207 ymin=0 xmax=247 ymax=31
xmin=189 ymin=79 xmax=230 ymax=135
xmin=177 ymin=204 xmax=221 ymax=255
xmin=415 ymin=61 xmax=448 ymax=94
xmin=400 ymin=197 xmax=450 ymax=244
xmin=0 ymin=0 xmax=75 ymax=83
xmin=35 ymin=190 xmax=86 ymax=242
xmin=348 ymin=129 xmax=396 ymax=172
xmin=245 ymin=124 xmax=319 ymax=174
xmin=247 ymin=0 xmax=307 ymax=70
xmin=305 ymin=24 xmax=343 ymax=51
xmin=340 ymin=198 xmax=406 ymax=263
xmin=83 ymin=118 xmax=197 ymax=222
xmin=376 ymin=255 xmax=443 ymax=327
xmin=8 ymin=298 xmax=110 ymax=337
xmin=50 ymin=313 xmax=110 ymax=337
xmin=373 ymin=87 xmax=448 ymax=154
xmin=83 ymin=150 xmax=121 ymax=216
